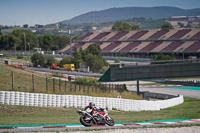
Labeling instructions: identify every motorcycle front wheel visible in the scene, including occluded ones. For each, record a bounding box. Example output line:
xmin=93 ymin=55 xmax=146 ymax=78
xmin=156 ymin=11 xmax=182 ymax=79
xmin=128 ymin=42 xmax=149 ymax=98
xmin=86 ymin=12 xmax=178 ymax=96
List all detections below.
xmin=105 ymin=116 xmax=115 ymax=126
xmin=80 ymin=116 xmax=93 ymax=127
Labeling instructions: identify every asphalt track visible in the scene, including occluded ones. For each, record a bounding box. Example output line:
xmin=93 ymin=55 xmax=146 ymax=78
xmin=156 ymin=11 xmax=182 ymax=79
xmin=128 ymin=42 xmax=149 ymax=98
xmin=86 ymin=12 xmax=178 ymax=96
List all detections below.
xmin=127 ymin=86 xmax=200 ymax=99
xmin=0 ymin=119 xmax=200 ymax=132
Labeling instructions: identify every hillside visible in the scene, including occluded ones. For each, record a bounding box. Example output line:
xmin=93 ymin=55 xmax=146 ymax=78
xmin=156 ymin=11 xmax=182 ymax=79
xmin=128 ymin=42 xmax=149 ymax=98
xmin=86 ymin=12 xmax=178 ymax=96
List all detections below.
xmin=61 ymin=6 xmax=200 ymax=24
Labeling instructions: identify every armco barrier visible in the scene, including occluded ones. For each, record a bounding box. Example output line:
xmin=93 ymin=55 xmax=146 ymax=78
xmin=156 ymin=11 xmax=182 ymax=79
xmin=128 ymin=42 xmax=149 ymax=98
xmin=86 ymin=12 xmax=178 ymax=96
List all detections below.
xmin=0 ymin=91 xmax=184 ymax=111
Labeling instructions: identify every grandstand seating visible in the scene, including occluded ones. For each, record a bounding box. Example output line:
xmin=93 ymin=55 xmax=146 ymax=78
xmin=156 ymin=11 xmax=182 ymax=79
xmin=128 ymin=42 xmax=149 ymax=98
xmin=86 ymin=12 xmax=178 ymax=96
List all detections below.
xmin=184 ymin=41 xmax=200 ymax=52
xmin=91 ymin=32 xmax=110 ymax=41
xmin=102 ymin=32 xmax=117 ymax=41
xmin=84 ymin=32 xmax=100 ymax=41
xmin=77 ymin=33 xmax=93 ymax=41
xmin=60 ymin=29 xmax=200 ymax=55
xmin=151 ymin=42 xmax=172 ymax=53
xmin=119 ymin=31 xmax=137 ymax=41
xmin=174 ymin=41 xmax=195 ymax=52
xmin=139 ymin=41 xmax=162 ymax=53
xmin=190 ymin=32 xmax=200 ymax=39
xmin=132 ymin=42 xmax=151 ymax=52
xmin=111 ymin=42 xmax=130 ymax=52
xmin=161 ymin=41 xmax=184 ymax=53
xmin=119 ymin=42 xmax=141 ymax=53
xmin=147 ymin=30 xmax=169 ymax=40
xmin=108 ymin=31 xmax=129 ymax=41
xmin=100 ymin=42 xmax=111 ymax=50
xmin=66 ymin=43 xmax=84 ymax=52
xmin=102 ymin=42 xmax=121 ymax=52
xmin=82 ymin=43 xmax=92 ymax=50
xmin=127 ymin=31 xmax=148 ymax=40
xmin=138 ymin=30 xmax=157 ymax=40
xmin=168 ymin=29 xmax=191 ymax=40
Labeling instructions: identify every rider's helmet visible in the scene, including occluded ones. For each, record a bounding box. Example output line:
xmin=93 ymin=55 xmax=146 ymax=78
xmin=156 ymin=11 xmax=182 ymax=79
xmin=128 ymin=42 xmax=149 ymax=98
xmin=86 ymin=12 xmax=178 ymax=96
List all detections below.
xmin=89 ymin=102 xmax=95 ymax=108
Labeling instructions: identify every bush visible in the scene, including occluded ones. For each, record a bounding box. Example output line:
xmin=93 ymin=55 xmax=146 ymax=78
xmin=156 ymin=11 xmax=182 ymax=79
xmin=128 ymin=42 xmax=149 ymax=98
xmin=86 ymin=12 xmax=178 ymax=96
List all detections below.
xmin=31 ymin=53 xmax=45 ymax=67
xmin=75 ymin=77 xmax=97 ymax=84
xmin=17 ymin=56 xmax=23 ymax=59
xmin=155 ymin=53 xmax=176 ymax=61
xmin=45 ymin=56 xmax=56 ymax=67
xmin=114 ymin=58 xmax=120 ymax=63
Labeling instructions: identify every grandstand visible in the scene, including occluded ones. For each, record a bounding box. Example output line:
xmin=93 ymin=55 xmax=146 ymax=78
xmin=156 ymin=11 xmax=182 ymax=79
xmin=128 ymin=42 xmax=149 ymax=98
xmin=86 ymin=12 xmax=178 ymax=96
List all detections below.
xmin=60 ymin=29 xmax=200 ymax=58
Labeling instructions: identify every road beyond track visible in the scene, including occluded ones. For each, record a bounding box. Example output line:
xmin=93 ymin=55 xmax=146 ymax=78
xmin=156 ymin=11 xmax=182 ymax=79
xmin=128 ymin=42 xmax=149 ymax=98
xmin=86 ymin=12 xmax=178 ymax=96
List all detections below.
xmin=23 ymin=67 xmax=102 ymax=77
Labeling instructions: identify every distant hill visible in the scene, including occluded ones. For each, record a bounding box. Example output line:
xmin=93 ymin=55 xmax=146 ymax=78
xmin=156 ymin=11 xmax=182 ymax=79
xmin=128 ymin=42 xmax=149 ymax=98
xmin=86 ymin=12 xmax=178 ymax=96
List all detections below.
xmin=60 ymin=6 xmax=200 ymax=24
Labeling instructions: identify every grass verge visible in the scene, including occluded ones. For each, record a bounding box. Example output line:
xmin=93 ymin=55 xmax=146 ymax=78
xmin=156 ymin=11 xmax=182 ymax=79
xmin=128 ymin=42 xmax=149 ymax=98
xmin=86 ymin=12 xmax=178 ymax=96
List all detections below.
xmin=0 ymin=97 xmax=199 ymax=125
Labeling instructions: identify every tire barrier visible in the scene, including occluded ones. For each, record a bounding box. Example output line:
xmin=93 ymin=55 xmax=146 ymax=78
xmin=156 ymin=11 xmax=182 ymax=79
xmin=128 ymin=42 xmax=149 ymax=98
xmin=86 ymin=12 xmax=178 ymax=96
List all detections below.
xmin=0 ymin=91 xmax=184 ymax=111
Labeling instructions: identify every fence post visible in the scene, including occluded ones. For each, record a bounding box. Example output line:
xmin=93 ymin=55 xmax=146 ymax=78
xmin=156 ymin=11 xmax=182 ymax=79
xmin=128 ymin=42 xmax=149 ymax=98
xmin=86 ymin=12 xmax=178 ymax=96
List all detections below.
xmin=87 ymin=83 xmax=89 ymax=94
xmin=46 ymin=76 xmax=48 ymax=92
xmin=70 ymin=80 xmax=72 ymax=92
xmin=109 ymin=84 xmax=111 ymax=93
xmin=78 ymin=82 xmax=81 ymax=92
xmin=65 ymin=80 xmax=67 ymax=92
xmin=11 ymin=71 xmax=14 ymax=91
xmin=95 ymin=83 xmax=97 ymax=93
xmin=32 ymin=74 xmax=35 ymax=92
xmin=92 ymin=83 xmax=94 ymax=92
xmin=83 ymin=83 xmax=85 ymax=92
xmin=112 ymin=84 xmax=114 ymax=92
xmin=75 ymin=75 xmax=76 ymax=91
xmin=59 ymin=79 xmax=61 ymax=92
xmin=137 ymin=80 xmax=140 ymax=95
xmin=53 ymin=78 xmax=55 ymax=93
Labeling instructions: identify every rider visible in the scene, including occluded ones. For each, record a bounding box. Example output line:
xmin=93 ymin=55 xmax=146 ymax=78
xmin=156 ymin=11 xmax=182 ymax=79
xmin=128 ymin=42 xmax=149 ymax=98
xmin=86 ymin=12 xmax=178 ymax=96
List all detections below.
xmin=84 ymin=102 xmax=99 ymax=117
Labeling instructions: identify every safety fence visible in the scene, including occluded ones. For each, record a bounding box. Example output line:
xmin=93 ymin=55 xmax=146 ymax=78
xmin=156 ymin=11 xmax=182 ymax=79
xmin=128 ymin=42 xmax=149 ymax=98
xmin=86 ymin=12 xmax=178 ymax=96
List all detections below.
xmin=1 ymin=70 xmax=127 ymax=95
xmin=0 ymin=91 xmax=184 ymax=111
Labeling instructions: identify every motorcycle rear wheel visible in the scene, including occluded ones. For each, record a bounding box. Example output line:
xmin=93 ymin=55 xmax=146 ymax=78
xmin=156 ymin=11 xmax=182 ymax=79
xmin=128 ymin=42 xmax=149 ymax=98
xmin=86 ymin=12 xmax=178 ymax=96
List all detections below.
xmin=80 ymin=116 xmax=93 ymax=127
xmin=105 ymin=116 xmax=114 ymax=126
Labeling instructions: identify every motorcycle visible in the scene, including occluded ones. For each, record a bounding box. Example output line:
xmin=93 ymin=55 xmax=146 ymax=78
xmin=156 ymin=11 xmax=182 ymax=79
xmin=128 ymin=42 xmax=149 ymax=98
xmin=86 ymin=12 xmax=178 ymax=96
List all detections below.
xmin=76 ymin=108 xmax=115 ymax=127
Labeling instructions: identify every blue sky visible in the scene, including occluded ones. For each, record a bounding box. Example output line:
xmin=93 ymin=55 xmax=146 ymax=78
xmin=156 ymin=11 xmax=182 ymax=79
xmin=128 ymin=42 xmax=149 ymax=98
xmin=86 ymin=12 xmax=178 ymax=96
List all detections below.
xmin=0 ymin=0 xmax=200 ymax=26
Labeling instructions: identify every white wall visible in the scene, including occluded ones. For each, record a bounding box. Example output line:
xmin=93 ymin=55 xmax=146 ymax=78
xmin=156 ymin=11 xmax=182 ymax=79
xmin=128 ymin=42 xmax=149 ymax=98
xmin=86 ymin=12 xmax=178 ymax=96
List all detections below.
xmin=0 ymin=91 xmax=184 ymax=111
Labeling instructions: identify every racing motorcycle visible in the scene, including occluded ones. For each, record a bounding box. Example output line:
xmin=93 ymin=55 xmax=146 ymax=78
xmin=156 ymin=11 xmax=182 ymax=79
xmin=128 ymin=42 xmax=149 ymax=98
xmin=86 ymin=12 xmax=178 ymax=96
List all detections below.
xmin=76 ymin=108 xmax=115 ymax=127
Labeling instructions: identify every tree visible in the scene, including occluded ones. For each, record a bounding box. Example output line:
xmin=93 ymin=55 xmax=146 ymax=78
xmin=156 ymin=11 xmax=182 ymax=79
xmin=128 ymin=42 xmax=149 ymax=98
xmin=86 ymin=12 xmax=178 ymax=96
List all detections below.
xmin=31 ymin=53 xmax=45 ymax=67
xmin=45 ymin=56 xmax=56 ymax=67
xmin=112 ymin=22 xmax=131 ymax=31
xmin=132 ymin=25 xmax=140 ymax=30
xmin=39 ymin=35 xmax=54 ymax=51
xmin=86 ymin=43 xmax=102 ymax=57
xmin=53 ymin=35 xmax=69 ymax=49
xmin=84 ymin=54 xmax=108 ymax=72
xmin=0 ymin=28 xmax=2 ymax=35
xmin=84 ymin=54 xmax=96 ymax=71
xmin=60 ymin=57 xmax=72 ymax=66
xmin=161 ymin=23 xmax=174 ymax=30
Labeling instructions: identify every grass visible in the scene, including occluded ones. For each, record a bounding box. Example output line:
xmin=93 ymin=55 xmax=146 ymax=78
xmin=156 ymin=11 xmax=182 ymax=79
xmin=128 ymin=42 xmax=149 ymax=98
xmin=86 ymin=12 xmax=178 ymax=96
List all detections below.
xmin=0 ymin=64 xmax=142 ymax=100
xmin=0 ymin=97 xmax=199 ymax=125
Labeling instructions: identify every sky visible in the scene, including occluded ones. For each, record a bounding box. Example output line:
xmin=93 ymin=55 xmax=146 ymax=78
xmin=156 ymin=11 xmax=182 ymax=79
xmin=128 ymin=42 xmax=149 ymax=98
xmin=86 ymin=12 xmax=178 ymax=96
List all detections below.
xmin=0 ymin=0 xmax=200 ymax=26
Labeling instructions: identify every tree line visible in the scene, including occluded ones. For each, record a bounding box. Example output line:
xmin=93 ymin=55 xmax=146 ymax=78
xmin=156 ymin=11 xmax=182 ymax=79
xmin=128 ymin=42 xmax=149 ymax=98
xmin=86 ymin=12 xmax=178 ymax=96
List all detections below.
xmin=112 ymin=22 xmax=174 ymax=31
xmin=0 ymin=29 xmax=70 ymax=51
xmin=31 ymin=44 xmax=108 ymax=73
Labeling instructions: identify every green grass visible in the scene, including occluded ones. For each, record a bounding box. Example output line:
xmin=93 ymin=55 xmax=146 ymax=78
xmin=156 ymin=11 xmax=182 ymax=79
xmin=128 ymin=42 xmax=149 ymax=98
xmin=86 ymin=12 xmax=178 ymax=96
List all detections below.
xmin=0 ymin=97 xmax=199 ymax=125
